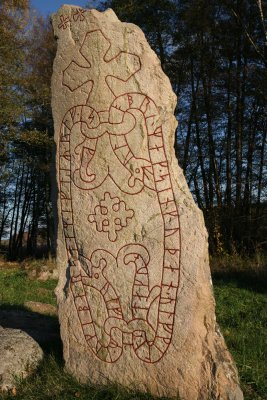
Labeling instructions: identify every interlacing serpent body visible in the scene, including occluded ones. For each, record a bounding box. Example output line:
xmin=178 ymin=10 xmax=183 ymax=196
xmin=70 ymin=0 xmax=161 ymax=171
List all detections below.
xmin=59 ymin=92 xmax=181 ymax=363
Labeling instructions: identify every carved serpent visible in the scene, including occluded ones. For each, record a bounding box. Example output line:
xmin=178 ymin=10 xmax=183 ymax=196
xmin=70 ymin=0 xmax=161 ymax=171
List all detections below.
xmin=59 ymin=92 xmax=181 ymax=363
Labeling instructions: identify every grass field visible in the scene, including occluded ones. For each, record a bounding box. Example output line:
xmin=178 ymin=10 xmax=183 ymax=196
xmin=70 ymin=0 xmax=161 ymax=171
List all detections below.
xmin=0 ymin=266 xmax=266 ymax=400
xmin=214 ymin=278 xmax=267 ymax=399
xmin=0 ymin=268 xmax=57 ymax=307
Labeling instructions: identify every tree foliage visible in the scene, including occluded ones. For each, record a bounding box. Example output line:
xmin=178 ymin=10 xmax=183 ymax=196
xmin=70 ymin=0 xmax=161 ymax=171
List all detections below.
xmin=0 ymin=0 xmax=266 ymax=258
xmin=0 ymin=2 xmax=56 ymax=259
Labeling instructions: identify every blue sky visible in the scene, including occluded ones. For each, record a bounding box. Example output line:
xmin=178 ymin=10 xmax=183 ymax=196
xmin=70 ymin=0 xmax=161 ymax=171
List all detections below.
xmin=30 ymin=0 xmax=90 ymax=16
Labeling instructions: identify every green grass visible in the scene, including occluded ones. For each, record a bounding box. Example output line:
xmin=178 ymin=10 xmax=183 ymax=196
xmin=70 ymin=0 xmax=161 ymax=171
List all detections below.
xmin=0 ymin=267 xmax=266 ymax=399
xmin=1 ymin=355 xmax=160 ymax=400
xmin=214 ymin=278 xmax=267 ymax=400
xmin=0 ymin=268 xmax=56 ymax=307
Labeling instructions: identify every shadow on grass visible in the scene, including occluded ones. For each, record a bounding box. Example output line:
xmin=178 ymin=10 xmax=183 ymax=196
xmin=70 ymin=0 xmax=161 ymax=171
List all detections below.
xmin=0 ymin=304 xmax=62 ymax=357
xmin=212 ymin=269 xmax=267 ymax=293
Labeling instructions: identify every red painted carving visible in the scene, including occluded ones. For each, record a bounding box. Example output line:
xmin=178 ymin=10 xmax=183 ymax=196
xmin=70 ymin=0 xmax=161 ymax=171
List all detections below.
xmin=58 ymin=30 xmax=181 ymax=364
xmin=88 ymin=192 xmax=134 ymax=242
xmin=62 ymin=30 xmax=141 ymax=106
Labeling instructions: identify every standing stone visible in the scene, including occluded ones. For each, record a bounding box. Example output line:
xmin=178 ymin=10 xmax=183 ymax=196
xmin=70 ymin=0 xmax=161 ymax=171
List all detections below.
xmin=51 ymin=6 xmax=243 ymax=399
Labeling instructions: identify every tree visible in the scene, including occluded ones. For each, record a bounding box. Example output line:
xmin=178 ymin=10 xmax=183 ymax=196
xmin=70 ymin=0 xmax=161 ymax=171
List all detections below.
xmin=0 ymin=4 xmax=56 ymax=259
xmin=0 ymin=0 xmax=30 ymax=253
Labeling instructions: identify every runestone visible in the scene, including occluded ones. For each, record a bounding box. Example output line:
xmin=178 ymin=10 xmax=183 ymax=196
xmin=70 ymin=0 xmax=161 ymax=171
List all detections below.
xmin=52 ymin=6 xmax=243 ymax=399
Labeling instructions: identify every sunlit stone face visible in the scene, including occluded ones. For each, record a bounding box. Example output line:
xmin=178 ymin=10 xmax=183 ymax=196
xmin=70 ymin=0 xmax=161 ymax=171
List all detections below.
xmin=51 ymin=6 xmax=243 ymax=400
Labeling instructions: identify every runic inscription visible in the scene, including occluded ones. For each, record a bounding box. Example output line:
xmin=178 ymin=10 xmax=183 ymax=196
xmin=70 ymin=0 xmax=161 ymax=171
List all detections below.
xmin=58 ymin=28 xmax=181 ymax=364
xmin=58 ymin=8 xmax=87 ymax=30
xmin=72 ymin=8 xmax=86 ymax=21
xmin=58 ymin=15 xmax=70 ymax=30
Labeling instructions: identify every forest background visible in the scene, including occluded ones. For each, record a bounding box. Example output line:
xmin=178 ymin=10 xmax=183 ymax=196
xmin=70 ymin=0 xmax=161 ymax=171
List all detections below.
xmin=0 ymin=0 xmax=266 ymax=262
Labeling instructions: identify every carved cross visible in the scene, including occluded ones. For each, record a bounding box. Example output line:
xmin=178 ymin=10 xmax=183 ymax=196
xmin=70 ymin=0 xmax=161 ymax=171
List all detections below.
xmin=63 ymin=30 xmax=141 ymax=109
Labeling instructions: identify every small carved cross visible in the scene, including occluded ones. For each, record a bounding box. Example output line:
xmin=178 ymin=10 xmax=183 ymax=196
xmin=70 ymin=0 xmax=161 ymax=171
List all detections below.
xmin=58 ymin=15 xmax=70 ymax=30
xmin=72 ymin=8 xmax=86 ymax=22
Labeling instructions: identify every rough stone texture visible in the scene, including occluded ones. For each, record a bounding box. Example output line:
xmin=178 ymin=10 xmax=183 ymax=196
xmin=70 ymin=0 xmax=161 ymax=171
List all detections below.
xmin=0 ymin=326 xmax=43 ymax=391
xmin=51 ymin=6 xmax=243 ymax=399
